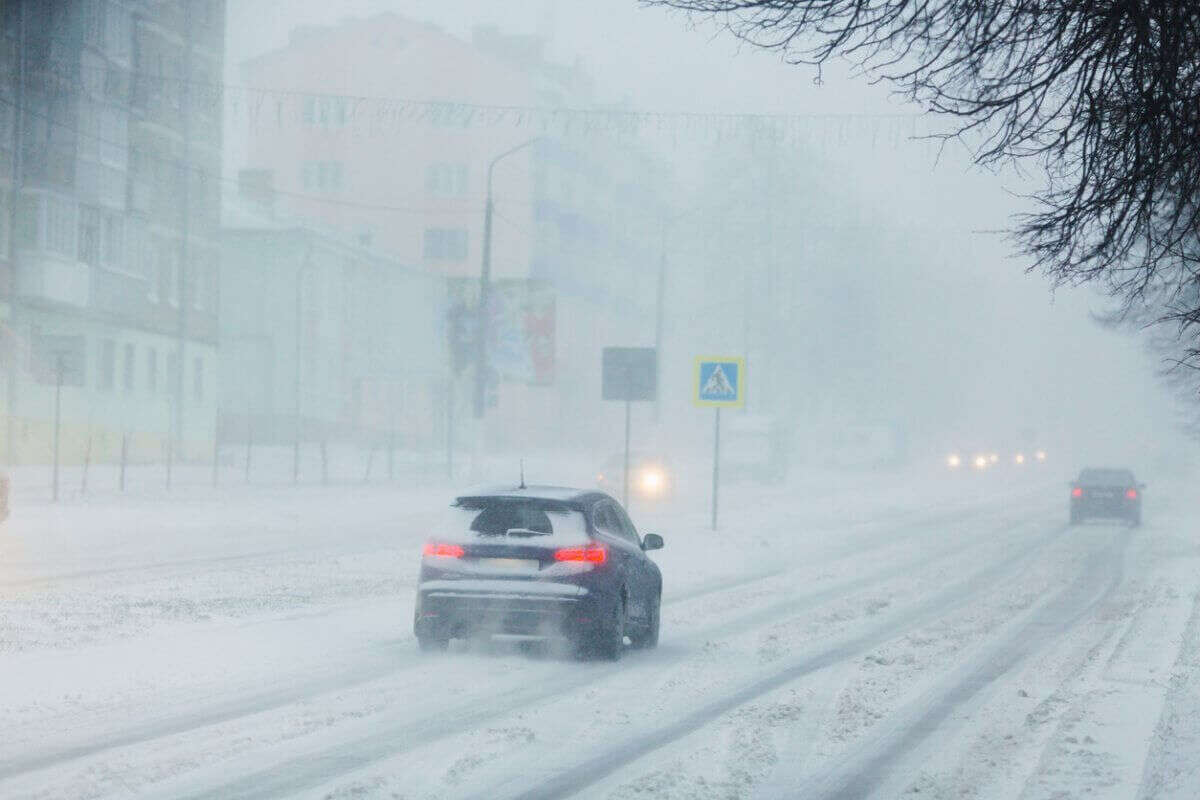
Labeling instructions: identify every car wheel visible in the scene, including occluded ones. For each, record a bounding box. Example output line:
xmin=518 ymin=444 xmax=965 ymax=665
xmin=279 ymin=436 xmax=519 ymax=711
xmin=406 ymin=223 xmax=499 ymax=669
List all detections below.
xmin=592 ymin=594 xmax=626 ymax=662
xmin=417 ymin=634 xmax=449 ymax=653
xmin=630 ymin=592 xmax=660 ymax=650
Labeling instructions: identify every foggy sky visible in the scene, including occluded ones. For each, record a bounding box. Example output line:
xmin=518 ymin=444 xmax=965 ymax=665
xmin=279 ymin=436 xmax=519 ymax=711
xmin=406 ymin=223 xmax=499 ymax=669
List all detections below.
xmin=225 ymin=1 xmax=1188 ymax=473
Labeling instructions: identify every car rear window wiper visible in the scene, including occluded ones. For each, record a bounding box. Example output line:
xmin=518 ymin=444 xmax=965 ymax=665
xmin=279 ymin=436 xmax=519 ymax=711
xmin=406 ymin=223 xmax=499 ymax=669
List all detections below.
xmin=504 ymin=527 xmax=552 ymax=538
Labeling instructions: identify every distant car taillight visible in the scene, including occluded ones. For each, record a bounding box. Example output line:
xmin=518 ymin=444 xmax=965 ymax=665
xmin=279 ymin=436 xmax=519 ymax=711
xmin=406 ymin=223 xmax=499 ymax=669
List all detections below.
xmin=554 ymin=544 xmax=607 ymax=564
xmin=423 ymin=543 xmax=465 ymax=558
xmin=1071 ymin=487 xmax=1083 ymax=498
xmin=1125 ymin=488 xmax=1138 ymax=499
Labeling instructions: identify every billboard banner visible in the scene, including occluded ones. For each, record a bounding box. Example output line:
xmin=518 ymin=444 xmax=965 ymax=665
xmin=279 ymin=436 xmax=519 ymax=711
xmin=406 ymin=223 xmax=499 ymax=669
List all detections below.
xmin=490 ymin=279 xmax=555 ymax=386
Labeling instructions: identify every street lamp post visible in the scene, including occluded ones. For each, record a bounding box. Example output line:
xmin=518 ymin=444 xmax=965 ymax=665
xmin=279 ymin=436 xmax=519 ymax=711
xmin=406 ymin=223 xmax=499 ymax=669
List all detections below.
xmin=474 ymin=137 xmax=540 ymax=420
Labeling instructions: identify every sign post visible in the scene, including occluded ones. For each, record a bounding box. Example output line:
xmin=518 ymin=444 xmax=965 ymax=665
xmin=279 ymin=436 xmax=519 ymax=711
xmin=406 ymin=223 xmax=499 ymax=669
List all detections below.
xmin=602 ymin=347 xmax=657 ymax=507
xmin=694 ymin=356 xmax=745 ymax=530
xmin=32 ymin=337 xmax=85 ymax=503
xmin=52 ymin=355 xmax=64 ymax=503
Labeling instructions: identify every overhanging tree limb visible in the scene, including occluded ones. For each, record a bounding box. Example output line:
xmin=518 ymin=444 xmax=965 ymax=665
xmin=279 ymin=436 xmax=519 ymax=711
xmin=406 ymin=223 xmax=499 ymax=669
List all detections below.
xmin=647 ymin=0 xmax=1200 ymax=387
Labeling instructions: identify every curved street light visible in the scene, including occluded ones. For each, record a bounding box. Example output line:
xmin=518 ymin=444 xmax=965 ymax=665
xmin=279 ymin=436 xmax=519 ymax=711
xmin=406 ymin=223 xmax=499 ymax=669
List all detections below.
xmin=474 ymin=137 xmax=541 ymax=419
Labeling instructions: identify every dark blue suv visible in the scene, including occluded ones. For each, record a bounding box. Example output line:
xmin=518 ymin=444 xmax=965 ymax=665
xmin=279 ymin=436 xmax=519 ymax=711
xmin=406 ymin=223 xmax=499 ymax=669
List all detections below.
xmin=414 ymin=486 xmax=664 ymax=659
xmin=1069 ymin=467 xmax=1144 ymax=526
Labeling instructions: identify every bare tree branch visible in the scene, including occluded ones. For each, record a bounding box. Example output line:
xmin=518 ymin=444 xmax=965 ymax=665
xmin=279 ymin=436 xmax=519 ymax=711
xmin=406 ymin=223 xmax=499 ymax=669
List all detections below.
xmin=646 ymin=0 xmax=1200 ymax=396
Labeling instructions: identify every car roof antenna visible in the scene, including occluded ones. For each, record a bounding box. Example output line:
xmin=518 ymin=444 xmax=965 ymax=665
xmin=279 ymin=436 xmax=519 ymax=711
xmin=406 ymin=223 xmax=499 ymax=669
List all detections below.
xmin=519 ymin=458 xmax=526 ymax=490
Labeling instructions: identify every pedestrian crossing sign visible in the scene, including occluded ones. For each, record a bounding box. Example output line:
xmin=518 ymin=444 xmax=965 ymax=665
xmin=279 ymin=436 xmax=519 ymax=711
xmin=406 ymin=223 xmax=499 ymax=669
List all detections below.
xmin=695 ymin=356 xmax=745 ymax=407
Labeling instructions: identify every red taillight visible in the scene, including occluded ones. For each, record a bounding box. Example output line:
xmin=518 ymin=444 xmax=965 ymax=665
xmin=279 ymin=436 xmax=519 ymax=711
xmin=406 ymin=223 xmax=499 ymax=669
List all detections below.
xmin=554 ymin=544 xmax=607 ymax=564
xmin=423 ymin=542 xmax=464 ymax=558
xmin=1071 ymin=487 xmax=1083 ymax=498
xmin=1126 ymin=488 xmax=1138 ymax=499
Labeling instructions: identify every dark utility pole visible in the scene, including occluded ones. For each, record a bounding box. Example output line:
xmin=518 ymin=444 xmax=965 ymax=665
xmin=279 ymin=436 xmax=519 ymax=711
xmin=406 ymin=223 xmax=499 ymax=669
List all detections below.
xmin=52 ymin=355 xmax=64 ymax=503
xmin=293 ymin=250 xmax=314 ymax=484
xmin=474 ymin=138 xmax=539 ymax=419
xmin=6 ymin=0 xmax=27 ymax=466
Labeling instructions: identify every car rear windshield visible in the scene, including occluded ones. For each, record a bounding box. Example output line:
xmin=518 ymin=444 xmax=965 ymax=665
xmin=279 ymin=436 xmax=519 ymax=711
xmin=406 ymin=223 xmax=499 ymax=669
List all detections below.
xmin=436 ymin=499 xmax=591 ymax=546
xmin=1078 ymin=468 xmax=1135 ymax=486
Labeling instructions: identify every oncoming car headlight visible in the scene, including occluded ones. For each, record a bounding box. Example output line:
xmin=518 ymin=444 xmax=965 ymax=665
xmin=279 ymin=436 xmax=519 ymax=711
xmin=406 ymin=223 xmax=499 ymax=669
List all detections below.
xmin=973 ymin=455 xmax=989 ymax=470
xmin=638 ymin=467 xmax=666 ymax=495
xmin=947 ymin=454 xmax=962 ymax=469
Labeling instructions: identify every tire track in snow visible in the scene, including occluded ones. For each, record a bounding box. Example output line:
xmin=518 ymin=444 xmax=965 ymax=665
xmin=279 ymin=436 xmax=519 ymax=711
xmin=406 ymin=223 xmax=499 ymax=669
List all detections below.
xmin=788 ymin=525 xmax=1132 ymax=800
xmin=165 ymin=514 xmax=1070 ymax=800
xmin=0 ymin=495 xmax=1046 ymax=787
xmin=483 ymin=520 xmax=1094 ymax=800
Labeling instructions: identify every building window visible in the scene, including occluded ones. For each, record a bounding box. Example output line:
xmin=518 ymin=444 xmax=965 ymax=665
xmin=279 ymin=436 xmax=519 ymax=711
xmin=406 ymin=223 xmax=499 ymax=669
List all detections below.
xmin=78 ymin=205 xmax=101 ymax=265
xmin=190 ymin=251 xmax=216 ymax=312
xmin=147 ymin=347 xmax=158 ymax=393
xmin=17 ymin=194 xmax=39 ymax=248
xmin=319 ymin=161 xmax=343 ymax=191
xmin=193 ymin=356 xmax=204 ymax=401
xmin=46 ymin=195 xmax=76 ymax=256
xmin=83 ymin=0 xmax=105 ymax=47
xmin=302 ymin=161 xmax=343 ymax=192
xmin=153 ymin=239 xmax=179 ymax=307
xmin=167 ymin=352 xmax=179 ymax=394
xmin=303 ymin=96 xmax=346 ymax=128
xmin=426 ymin=163 xmax=468 ymax=197
xmin=104 ymin=3 xmax=132 ymax=59
xmin=122 ymin=343 xmax=135 ymax=392
xmin=423 ymin=228 xmax=468 ymax=261
xmin=99 ymin=339 xmax=115 ymax=391
xmin=101 ymin=210 xmax=123 ymax=269
xmin=190 ymin=257 xmax=203 ymax=311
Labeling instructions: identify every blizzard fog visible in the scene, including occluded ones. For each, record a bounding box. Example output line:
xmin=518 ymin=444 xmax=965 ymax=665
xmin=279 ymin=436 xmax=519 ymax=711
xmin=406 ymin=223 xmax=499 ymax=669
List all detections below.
xmin=221 ymin=0 xmax=1188 ymax=478
xmin=1 ymin=2 xmax=1196 ymax=799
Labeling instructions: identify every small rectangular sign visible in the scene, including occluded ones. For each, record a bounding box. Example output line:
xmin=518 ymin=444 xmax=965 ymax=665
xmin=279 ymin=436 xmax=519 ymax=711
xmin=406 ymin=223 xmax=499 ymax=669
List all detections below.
xmin=602 ymin=347 xmax=657 ymax=402
xmin=694 ymin=356 xmax=745 ymax=407
xmin=31 ymin=334 xmax=87 ymax=386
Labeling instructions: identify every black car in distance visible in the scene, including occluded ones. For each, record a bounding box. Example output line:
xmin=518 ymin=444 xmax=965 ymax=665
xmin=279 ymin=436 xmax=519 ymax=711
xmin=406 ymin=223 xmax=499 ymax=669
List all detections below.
xmin=414 ymin=486 xmax=664 ymax=659
xmin=1069 ymin=467 xmax=1144 ymax=526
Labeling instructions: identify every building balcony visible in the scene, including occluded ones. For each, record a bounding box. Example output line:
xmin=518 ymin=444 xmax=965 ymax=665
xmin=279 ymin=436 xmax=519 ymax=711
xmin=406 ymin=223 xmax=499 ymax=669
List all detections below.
xmin=15 ymin=249 xmax=90 ymax=308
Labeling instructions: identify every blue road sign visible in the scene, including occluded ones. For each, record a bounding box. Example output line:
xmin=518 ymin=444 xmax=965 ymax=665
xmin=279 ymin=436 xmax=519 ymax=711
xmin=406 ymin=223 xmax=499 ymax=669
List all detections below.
xmin=695 ymin=356 xmax=745 ymax=407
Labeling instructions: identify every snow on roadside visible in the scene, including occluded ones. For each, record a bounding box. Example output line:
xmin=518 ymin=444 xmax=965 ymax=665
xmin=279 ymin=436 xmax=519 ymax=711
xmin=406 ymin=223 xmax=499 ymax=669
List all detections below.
xmin=863 ymin=490 xmax=1200 ymax=800
xmin=0 ymin=465 xmax=1050 ymax=800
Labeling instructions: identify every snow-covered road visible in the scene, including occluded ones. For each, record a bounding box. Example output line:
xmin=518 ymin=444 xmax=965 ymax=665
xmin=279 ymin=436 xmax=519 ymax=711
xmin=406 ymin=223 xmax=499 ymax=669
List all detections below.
xmin=0 ymin=469 xmax=1195 ymax=799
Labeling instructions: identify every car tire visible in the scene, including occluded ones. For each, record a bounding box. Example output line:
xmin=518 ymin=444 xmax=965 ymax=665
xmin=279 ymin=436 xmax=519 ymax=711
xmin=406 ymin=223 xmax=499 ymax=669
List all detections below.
xmin=592 ymin=594 xmax=626 ymax=662
xmin=417 ymin=634 xmax=449 ymax=653
xmin=630 ymin=592 xmax=660 ymax=650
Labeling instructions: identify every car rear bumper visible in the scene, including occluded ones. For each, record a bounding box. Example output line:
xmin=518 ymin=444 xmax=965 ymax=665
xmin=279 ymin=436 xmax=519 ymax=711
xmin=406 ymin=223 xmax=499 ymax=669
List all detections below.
xmin=1072 ymin=500 xmax=1139 ymax=519
xmin=414 ymin=580 xmax=600 ymax=640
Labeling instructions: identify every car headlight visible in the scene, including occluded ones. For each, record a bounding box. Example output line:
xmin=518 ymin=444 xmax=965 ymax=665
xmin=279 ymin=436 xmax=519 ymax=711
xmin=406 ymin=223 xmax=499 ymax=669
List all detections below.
xmin=973 ymin=455 xmax=989 ymax=469
xmin=1014 ymin=453 xmax=1025 ymax=465
xmin=1035 ymin=450 xmax=1047 ymax=462
xmin=947 ymin=454 xmax=962 ymax=469
xmin=639 ymin=468 xmax=666 ymax=495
